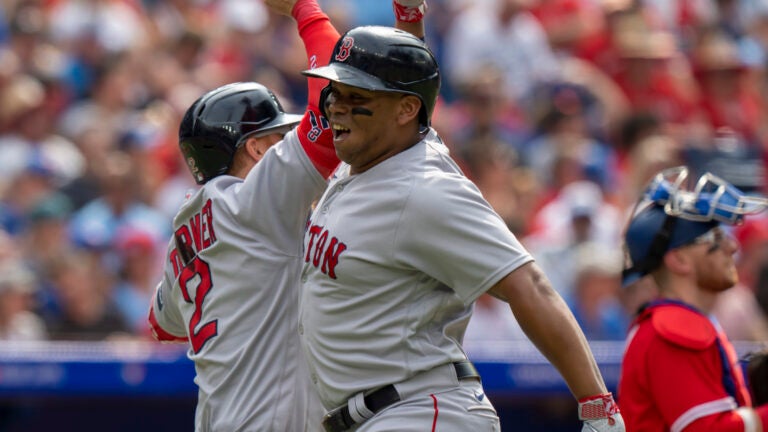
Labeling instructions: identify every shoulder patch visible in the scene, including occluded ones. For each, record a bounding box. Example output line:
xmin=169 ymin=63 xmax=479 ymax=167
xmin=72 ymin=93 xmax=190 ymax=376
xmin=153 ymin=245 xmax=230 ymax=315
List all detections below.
xmin=651 ymin=305 xmax=717 ymax=350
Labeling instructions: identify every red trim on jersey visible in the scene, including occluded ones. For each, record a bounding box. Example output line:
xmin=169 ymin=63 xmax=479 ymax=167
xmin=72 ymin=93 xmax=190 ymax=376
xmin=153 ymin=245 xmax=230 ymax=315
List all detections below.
xmin=148 ymin=305 xmax=187 ymax=343
xmin=430 ymin=394 xmax=438 ymax=432
xmin=293 ymin=0 xmax=340 ymax=178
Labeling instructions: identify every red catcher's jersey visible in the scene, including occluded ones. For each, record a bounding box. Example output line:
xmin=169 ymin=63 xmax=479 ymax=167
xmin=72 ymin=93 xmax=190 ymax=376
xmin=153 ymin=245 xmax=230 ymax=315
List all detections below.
xmin=618 ymin=300 xmax=756 ymax=431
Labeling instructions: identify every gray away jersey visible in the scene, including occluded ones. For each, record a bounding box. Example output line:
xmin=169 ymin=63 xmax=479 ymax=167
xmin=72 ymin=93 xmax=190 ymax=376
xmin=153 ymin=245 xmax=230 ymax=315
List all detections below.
xmin=152 ymin=130 xmax=326 ymax=431
xmin=299 ymin=129 xmax=533 ymax=409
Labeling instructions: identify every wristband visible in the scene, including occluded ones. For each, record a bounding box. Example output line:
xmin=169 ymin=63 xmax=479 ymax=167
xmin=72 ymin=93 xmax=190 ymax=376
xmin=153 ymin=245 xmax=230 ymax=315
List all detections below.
xmin=393 ymin=0 xmax=427 ymax=23
xmin=578 ymin=393 xmax=620 ymax=425
xmin=292 ymin=0 xmax=324 ymax=25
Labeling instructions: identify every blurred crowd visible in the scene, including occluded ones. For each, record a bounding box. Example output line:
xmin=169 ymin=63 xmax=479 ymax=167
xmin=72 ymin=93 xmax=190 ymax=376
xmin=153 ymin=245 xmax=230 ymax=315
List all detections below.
xmin=2 ymin=0 xmax=768 ymax=344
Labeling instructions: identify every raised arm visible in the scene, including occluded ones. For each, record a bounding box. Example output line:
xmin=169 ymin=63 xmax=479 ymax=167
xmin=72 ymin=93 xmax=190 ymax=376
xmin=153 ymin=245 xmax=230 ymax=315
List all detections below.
xmin=488 ymin=261 xmax=625 ymax=431
xmin=266 ymin=0 xmax=340 ymax=178
xmin=393 ymin=0 xmax=427 ymax=39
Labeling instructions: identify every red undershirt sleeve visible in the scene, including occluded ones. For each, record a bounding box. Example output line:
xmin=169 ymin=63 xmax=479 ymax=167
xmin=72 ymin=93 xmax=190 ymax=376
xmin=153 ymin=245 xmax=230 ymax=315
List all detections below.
xmin=293 ymin=0 xmax=340 ymax=178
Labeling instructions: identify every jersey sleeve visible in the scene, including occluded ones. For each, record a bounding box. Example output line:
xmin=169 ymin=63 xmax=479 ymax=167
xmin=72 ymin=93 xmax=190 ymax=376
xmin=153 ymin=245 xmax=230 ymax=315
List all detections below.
xmin=293 ymin=2 xmax=340 ymax=178
xmin=238 ymin=131 xmax=326 ymax=253
xmin=148 ymin=243 xmax=188 ymax=343
xmin=393 ymin=174 xmax=533 ymax=305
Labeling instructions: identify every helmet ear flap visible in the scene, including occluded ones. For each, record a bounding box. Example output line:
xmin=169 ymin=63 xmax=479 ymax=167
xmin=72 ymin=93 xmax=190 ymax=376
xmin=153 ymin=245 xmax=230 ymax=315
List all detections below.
xmin=319 ymin=85 xmax=332 ymax=120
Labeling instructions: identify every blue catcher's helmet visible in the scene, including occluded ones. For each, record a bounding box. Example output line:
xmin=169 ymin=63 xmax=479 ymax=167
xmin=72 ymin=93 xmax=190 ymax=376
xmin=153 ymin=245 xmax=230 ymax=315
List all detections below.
xmin=622 ymin=166 xmax=768 ymax=285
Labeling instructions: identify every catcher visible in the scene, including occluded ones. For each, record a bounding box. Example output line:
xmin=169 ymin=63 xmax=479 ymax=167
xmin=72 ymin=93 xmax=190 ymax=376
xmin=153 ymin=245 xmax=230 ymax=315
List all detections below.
xmin=619 ymin=166 xmax=768 ymax=430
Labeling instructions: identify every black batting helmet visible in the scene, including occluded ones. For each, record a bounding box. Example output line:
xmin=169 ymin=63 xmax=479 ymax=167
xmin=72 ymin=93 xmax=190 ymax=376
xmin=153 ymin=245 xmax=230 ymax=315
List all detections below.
xmin=302 ymin=26 xmax=440 ymax=129
xmin=179 ymin=82 xmax=302 ymax=184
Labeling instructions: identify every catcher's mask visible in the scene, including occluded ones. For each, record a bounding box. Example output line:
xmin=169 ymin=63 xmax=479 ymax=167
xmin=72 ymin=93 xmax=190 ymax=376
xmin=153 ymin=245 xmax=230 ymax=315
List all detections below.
xmin=179 ymin=82 xmax=302 ymax=184
xmin=302 ymin=26 xmax=440 ymax=131
xmin=622 ymin=166 xmax=768 ymax=286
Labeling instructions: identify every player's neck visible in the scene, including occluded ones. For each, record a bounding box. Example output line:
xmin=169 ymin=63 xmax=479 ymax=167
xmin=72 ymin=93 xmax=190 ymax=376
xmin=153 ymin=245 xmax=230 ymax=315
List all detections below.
xmin=661 ymin=282 xmax=718 ymax=314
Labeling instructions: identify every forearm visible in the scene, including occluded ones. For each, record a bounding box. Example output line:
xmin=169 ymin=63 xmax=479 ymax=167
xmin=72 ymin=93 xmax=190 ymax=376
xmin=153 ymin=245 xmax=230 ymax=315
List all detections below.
xmin=293 ymin=0 xmax=339 ymax=100
xmin=490 ymin=262 xmax=607 ymax=399
xmin=393 ymin=0 xmax=426 ymax=39
xmin=292 ymin=0 xmax=340 ymax=177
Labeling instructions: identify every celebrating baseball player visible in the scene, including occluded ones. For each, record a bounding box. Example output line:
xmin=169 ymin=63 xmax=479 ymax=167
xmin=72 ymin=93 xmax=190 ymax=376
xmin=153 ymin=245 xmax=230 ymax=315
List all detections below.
xmin=619 ymin=166 xmax=768 ymax=431
xmin=147 ymin=0 xmax=340 ymax=430
xmin=297 ymin=2 xmax=624 ymax=431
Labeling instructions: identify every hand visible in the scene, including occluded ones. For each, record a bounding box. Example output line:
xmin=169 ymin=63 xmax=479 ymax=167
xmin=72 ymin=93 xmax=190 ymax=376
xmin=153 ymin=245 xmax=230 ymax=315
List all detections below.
xmin=579 ymin=393 xmax=625 ymax=432
xmin=393 ymin=0 xmax=427 ymax=23
xmin=264 ymin=0 xmax=297 ymax=17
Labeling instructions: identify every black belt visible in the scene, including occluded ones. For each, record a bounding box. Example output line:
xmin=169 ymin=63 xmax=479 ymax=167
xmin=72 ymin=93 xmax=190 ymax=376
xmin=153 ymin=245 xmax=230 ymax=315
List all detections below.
xmin=321 ymin=361 xmax=480 ymax=432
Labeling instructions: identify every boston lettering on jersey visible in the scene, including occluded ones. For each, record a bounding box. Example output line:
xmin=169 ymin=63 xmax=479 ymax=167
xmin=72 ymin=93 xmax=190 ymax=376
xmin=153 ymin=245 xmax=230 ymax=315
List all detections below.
xmin=170 ymin=198 xmax=218 ymax=278
xmin=305 ymin=224 xmax=346 ymax=278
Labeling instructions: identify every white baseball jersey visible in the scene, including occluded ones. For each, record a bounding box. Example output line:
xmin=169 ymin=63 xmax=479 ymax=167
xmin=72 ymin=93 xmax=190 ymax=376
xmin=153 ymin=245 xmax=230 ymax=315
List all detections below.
xmin=151 ymin=130 xmax=326 ymax=431
xmin=299 ymin=129 xmax=534 ymax=409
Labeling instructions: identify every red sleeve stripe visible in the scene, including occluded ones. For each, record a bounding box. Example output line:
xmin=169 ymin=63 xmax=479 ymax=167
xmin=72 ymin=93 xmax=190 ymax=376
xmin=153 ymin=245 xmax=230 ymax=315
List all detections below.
xmin=670 ymin=397 xmax=737 ymax=432
xmin=148 ymin=305 xmax=187 ymax=343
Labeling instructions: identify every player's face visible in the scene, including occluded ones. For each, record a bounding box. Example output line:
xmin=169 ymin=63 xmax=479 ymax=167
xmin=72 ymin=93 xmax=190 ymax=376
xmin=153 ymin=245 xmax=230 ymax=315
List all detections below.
xmin=324 ymin=82 xmax=407 ymax=174
xmin=686 ymin=228 xmax=740 ymax=292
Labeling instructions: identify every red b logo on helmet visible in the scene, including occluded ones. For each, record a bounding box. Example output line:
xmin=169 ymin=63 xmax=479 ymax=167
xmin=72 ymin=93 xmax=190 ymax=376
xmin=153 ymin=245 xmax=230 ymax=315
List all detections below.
xmin=335 ymin=36 xmax=354 ymax=62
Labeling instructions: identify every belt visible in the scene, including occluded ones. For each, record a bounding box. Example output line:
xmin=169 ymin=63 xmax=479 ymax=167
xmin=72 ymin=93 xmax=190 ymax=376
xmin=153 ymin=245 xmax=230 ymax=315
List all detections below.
xmin=321 ymin=361 xmax=480 ymax=432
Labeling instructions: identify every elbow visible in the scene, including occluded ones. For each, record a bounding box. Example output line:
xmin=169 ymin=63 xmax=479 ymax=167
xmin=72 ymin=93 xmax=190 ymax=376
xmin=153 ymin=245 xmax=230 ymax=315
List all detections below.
xmin=489 ymin=261 xmax=558 ymax=303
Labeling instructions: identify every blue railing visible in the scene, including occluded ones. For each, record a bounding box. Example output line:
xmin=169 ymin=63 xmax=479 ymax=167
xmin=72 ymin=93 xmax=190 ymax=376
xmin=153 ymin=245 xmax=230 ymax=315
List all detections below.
xmin=0 ymin=339 xmax=762 ymax=398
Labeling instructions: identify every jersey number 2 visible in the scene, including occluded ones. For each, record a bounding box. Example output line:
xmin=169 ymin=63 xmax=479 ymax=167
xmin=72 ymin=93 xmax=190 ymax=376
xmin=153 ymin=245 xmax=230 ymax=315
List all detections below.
xmin=179 ymin=257 xmax=218 ymax=353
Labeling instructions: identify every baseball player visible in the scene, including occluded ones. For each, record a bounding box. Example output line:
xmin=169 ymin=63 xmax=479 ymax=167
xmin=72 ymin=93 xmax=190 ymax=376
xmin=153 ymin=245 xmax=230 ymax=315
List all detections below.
xmin=298 ymin=8 xmax=625 ymax=432
xmin=147 ymin=0 xmax=340 ymax=430
xmin=619 ymin=166 xmax=768 ymax=431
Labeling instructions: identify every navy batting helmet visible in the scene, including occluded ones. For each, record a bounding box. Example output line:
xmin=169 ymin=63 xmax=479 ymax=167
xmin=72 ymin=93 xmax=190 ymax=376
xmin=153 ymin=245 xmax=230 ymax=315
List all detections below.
xmin=179 ymin=82 xmax=302 ymax=184
xmin=622 ymin=166 xmax=768 ymax=285
xmin=302 ymin=26 xmax=440 ymax=129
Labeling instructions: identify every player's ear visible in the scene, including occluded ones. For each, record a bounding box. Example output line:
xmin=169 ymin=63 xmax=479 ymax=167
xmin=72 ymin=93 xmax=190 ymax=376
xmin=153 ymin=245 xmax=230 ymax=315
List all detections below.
xmin=663 ymin=249 xmax=692 ymax=274
xmin=396 ymin=95 xmax=421 ymax=126
xmin=242 ymin=137 xmax=270 ymax=163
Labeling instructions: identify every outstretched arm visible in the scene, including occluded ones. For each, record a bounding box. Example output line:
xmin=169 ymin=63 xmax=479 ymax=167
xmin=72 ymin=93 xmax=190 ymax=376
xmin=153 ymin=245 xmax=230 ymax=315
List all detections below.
xmin=489 ymin=262 xmax=625 ymax=431
xmin=393 ymin=0 xmax=427 ymax=39
xmin=266 ymin=0 xmax=340 ymax=178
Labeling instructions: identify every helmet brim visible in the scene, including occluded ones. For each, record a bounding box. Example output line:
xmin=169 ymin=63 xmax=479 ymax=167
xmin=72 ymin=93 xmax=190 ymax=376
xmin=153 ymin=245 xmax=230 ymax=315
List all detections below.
xmin=257 ymin=113 xmax=303 ymax=133
xmin=302 ymin=64 xmax=390 ymax=92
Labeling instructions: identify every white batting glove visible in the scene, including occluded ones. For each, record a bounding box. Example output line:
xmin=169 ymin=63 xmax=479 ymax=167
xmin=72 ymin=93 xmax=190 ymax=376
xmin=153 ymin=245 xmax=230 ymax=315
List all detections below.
xmin=579 ymin=393 xmax=625 ymax=432
xmin=393 ymin=0 xmax=427 ymax=23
